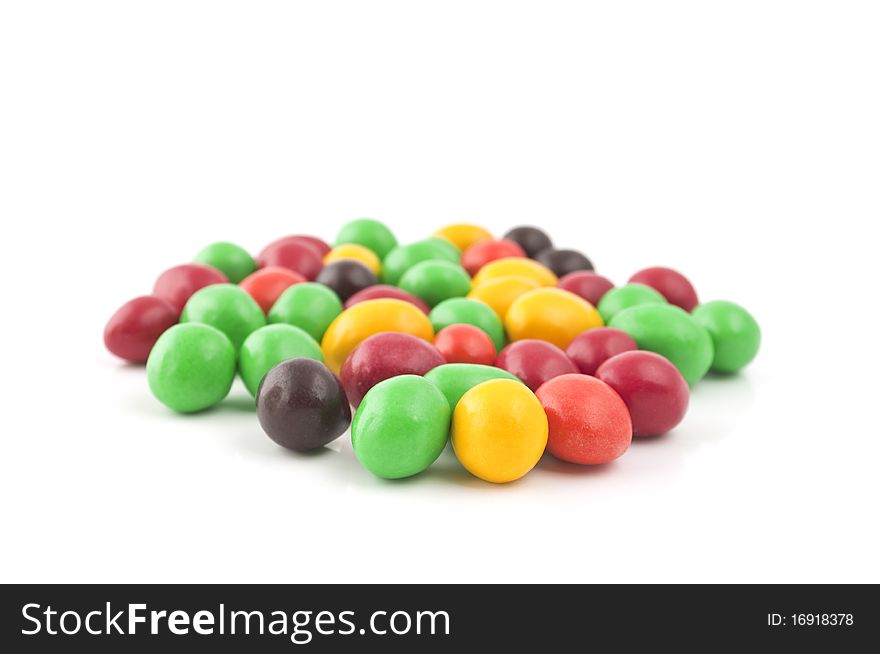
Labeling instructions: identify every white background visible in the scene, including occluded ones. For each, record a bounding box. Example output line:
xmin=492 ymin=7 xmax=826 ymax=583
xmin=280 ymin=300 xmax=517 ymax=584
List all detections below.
xmin=1 ymin=1 xmax=878 ymax=583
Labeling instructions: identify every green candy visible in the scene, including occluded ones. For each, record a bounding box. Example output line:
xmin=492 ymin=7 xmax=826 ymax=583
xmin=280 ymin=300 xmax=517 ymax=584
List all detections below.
xmin=267 ymin=282 xmax=343 ymax=341
xmin=147 ymin=323 xmax=236 ymax=413
xmin=398 ymin=260 xmax=472 ymax=307
xmin=193 ymin=242 xmax=256 ymax=284
xmin=424 ymin=363 xmax=522 ymax=410
xmin=239 ymin=324 xmax=324 ymax=396
xmin=180 ymin=284 xmax=266 ymax=351
xmin=429 ymin=298 xmax=506 ymax=353
xmin=610 ymin=303 xmax=714 ymax=386
xmin=692 ymin=300 xmax=761 ymax=373
xmin=351 ymin=375 xmax=451 ymax=479
xmin=381 ymin=238 xmax=461 ymax=285
xmin=335 ymin=218 xmax=398 ymax=259
xmin=597 ymin=283 xmax=667 ymax=323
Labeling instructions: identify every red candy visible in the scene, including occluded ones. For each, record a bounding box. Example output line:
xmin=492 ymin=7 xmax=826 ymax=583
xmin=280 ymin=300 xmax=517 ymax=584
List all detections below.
xmin=257 ymin=238 xmax=324 ymax=280
xmin=433 ymin=324 xmax=496 ymax=366
xmin=262 ymin=234 xmax=330 ymax=257
xmin=340 ymin=332 xmax=446 ymax=407
xmin=343 ymin=285 xmax=431 ymax=315
xmin=565 ymin=327 xmax=638 ymax=376
xmin=628 ymin=266 xmax=699 ymax=312
xmin=536 ymin=373 xmax=632 ymax=465
xmin=152 ymin=263 xmax=228 ymax=314
xmin=239 ymin=266 xmax=306 ymax=313
xmin=495 ymin=339 xmax=578 ymax=391
xmin=460 ymin=239 xmax=526 ymax=276
xmin=104 ymin=296 xmax=179 ymax=363
xmin=557 ymin=271 xmax=615 ymax=307
xmin=596 ymin=351 xmax=689 ymax=437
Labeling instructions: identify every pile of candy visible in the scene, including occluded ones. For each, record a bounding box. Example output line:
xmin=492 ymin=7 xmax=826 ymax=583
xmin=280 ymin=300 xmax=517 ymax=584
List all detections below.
xmin=104 ymin=220 xmax=761 ymax=483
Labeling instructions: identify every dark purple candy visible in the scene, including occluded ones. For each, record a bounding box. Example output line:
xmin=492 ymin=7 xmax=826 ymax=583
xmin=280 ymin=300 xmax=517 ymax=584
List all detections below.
xmin=535 ymin=248 xmax=594 ymax=277
xmin=315 ymin=260 xmax=378 ymax=301
xmin=502 ymin=226 xmax=553 ymax=259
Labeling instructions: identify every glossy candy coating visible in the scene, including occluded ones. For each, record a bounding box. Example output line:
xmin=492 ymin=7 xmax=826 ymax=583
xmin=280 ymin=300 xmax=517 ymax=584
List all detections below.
xmin=340 ymin=332 xmax=445 ymax=407
xmin=597 ymin=283 xmax=667 ymax=324
xmin=536 ymin=374 xmax=632 ymax=465
xmin=398 ymin=260 xmax=472 ymax=307
xmin=502 ymin=226 xmax=553 ymax=258
xmin=267 ymin=282 xmax=343 ymax=342
xmin=496 ymin=339 xmax=578 ymax=391
xmin=596 ymin=351 xmax=689 ymax=437
xmin=691 ymin=300 xmax=761 ymax=373
xmin=351 ymin=375 xmax=451 ymax=479
xmin=471 ymin=257 xmax=557 ymax=289
xmin=147 ymin=323 xmax=236 ymax=413
xmin=262 ymin=234 xmax=330 ymax=257
xmin=238 ymin=266 xmax=306 ymax=313
xmin=629 ymin=266 xmax=699 ymax=312
xmin=344 ymin=285 xmax=430 ymax=314
xmin=460 ymin=239 xmax=525 ymax=276
xmin=433 ymin=324 xmax=496 ymax=365
xmin=534 ymin=248 xmax=594 ymax=277
xmin=323 ymin=243 xmax=382 ymax=275
xmin=321 ymin=299 xmax=435 ymax=374
xmin=565 ymin=327 xmax=638 ymax=376
xmin=428 ymin=298 xmax=506 ymax=353
xmin=193 ymin=242 xmax=256 ymax=284
xmin=256 ymin=358 xmax=351 ymax=452
xmin=433 ymin=223 xmax=493 ymax=251
xmin=152 ymin=263 xmax=228 ymax=314
xmin=257 ymin=238 xmax=324 ymax=280
xmin=381 ymin=238 xmax=460 ymax=285
xmin=315 ymin=260 xmax=378 ymax=302
xmin=557 ymin=271 xmax=615 ymax=307
xmin=104 ymin=295 xmax=179 ymax=363
xmin=424 ymin=363 xmax=522 ymax=410
xmin=239 ymin=324 xmax=324 ymax=396
xmin=179 ymin=283 xmax=266 ymax=351
xmin=609 ymin=304 xmax=714 ymax=385
xmin=505 ymin=288 xmax=603 ymax=349
xmin=451 ymin=379 xmax=548 ymax=483
xmin=466 ymin=275 xmax=541 ymax=319
xmin=335 ymin=218 xmax=398 ymax=260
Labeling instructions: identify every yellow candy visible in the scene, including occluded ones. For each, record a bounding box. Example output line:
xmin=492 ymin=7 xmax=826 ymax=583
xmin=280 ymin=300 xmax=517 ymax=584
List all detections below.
xmin=471 ymin=257 xmax=558 ymax=289
xmin=505 ymin=287 xmax=603 ymax=349
xmin=323 ymin=243 xmax=382 ymax=275
xmin=433 ymin=224 xmax=493 ymax=251
xmin=321 ymin=299 xmax=434 ymax=373
xmin=466 ymin=275 xmax=541 ymax=319
xmin=451 ymin=379 xmax=548 ymax=483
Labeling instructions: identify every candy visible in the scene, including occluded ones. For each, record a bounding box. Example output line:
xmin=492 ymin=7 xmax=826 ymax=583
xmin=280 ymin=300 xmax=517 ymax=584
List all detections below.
xmin=239 ymin=324 xmax=324 ymax=396
xmin=433 ymin=324 xmax=496 ymax=366
xmin=323 ymin=243 xmax=382 ymax=275
xmin=557 ymin=271 xmax=615 ymax=307
xmin=340 ymin=332 xmax=445 ymax=407
xmin=629 ymin=266 xmax=699 ymax=312
xmin=691 ymin=300 xmax=761 ymax=373
xmin=451 ymin=379 xmax=548 ymax=483
xmin=471 ymin=257 xmax=557 ymax=289
xmin=534 ymin=248 xmax=593 ymax=277
xmin=193 ymin=242 xmax=256 ymax=284
xmin=495 ymin=339 xmax=578 ymax=391
xmin=351 ymin=375 xmax=450 ymax=479
xmin=147 ymin=323 xmax=236 ymax=413
xmin=596 ymin=351 xmax=689 ymax=437
xmin=321 ymin=298 xmax=434 ymax=374
xmin=536 ymin=374 xmax=632 ymax=465
xmin=502 ymin=226 xmax=553 ymax=258
xmin=609 ymin=304 xmax=714 ymax=385
xmin=267 ymin=282 xmax=343 ymax=342
xmin=429 ymin=298 xmax=506 ymax=353
xmin=335 ymin=218 xmax=398 ymax=260
xmin=466 ymin=275 xmax=541 ymax=319
xmin=344 ymin=285 xmax=430 ymax=314
xmin=565 ymin=327 xmax=638 ymax=376
xmin=505 ymin=288 xmax=603 ymax=349
xmin=433 ymin=223 xmax=493 ymax=251
xmin=256 ymin=358 xmax=351 ymax=451
xmin=398 ymin=260 xmax=472 ymax=307
xmin=460 ymin=239 xmax=525 ymax=276
xmin=257 ymin=237 xmax=324 ymax=280
xmin=424 ymin=363 xmax=522 ymax=410
xmin=262 ymin=234 xmax=330 ymax=257
xmin=315 ymin=259 xmax=378 ymax=302
xmin=597 ymin=283 xmax=667 ymax=323
xmin=104 ymin=296 xmax=179 ymax=363
xmin=381 ymin=238 xmax=460 ymax=285
xmin=152 ymin=263 xmax=228 ymax=314
xmin=238 ymin=266 xmax=306 ymax=313
xmin=179 ymin=283 xmax=266 ymax=351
